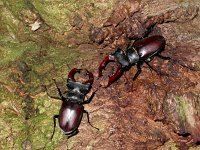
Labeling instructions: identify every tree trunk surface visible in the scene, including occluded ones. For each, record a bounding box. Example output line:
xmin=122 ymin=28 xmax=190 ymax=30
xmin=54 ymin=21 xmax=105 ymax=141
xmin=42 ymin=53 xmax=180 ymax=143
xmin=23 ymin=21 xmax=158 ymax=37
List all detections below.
xmin=0 ymin=0 xmax=200 ymax=150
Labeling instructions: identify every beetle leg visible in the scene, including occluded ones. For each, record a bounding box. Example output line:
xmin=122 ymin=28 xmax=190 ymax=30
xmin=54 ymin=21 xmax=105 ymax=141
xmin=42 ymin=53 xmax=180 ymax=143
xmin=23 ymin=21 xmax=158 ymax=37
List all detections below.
xmin=144 ymin=62 xmax=159 ymax=74
xmin=51 ymin=115 xmax=59 ymax=140
xmin=83 ymin=110 xmax=99 ymax=131
xmin=157 ymin=54 xmax=171 ymax=60
xmin=53 ymin=79 xmax=66 ymax=100
xmin=133 ymin=62 xmax=143 ymax=80
xmin=98 ymin=55 xmax=115 ymax=77
xmin=67 ymin=129 xmax=79 ymax=139
xmin=145 ymin=61 xmax=169 ymax=76
xmin=82 ymin=91 xmax=96 ymax=104
xmin=44 ymin=85 xmax=63 ymax=100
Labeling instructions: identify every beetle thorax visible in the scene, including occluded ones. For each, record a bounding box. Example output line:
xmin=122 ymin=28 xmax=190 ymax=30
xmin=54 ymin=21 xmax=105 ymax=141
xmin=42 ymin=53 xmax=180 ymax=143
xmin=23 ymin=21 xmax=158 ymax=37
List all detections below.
xmin=67 ymin=90 xmax=85 ymax=103
xmin=66 ymin=79 xmax=91 ymax=103
xmin=127 ymin=47 xmax=139 ymax=65
xmin=112 ymin=48 xmax=130 ymax=68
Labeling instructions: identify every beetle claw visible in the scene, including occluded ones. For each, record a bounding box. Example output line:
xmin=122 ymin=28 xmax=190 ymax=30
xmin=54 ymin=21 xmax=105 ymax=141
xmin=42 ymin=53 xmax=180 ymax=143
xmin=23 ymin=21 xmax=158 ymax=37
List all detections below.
xmin=98 ymin=55 xmax=115 ymax=77
xmin=107 ymin=68 xmax=124 ymax=87
xmin=98 ymin=55 xmax=124 ymax=87
xmin=84 ymin=70 xmax=94 ymax=85
xmin=68 ymin=68 xmax=78 ymax=82
xmin=68 ymin=68 xmax=94 ymax=85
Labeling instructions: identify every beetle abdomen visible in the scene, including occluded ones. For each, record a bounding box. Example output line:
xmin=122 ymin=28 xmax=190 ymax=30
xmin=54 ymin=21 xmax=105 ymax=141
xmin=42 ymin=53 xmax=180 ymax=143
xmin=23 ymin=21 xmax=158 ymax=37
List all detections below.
xmin=134 ymin=35 xmax=166 ymax=60
xmin=59 ymin=101 xmax=84 ymax=134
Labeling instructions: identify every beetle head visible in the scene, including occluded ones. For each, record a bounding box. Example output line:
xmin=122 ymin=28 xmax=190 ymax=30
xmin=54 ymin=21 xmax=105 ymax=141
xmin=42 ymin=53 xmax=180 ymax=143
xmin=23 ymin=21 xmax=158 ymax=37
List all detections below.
xmin=67 ymin=68 xmax=94 ymax=94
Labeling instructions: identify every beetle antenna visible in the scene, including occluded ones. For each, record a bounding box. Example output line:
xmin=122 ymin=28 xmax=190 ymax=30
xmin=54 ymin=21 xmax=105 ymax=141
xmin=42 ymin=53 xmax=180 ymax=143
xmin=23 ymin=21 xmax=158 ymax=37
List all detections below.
xmin=66 ymin=63 xmax=71 ymax=70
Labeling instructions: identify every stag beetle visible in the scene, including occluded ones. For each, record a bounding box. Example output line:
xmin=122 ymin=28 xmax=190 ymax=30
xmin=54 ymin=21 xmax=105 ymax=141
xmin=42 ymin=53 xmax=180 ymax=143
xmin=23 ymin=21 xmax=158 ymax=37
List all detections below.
xmin=99 ymin=35 xmax=170 ymax=87
xmin=46 ymin=68 xmax=98 ymax=140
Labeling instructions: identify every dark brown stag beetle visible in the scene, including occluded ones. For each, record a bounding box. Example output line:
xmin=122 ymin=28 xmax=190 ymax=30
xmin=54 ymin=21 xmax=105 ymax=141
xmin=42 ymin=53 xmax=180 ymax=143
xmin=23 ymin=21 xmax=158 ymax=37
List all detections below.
xmin=47 ymin=68 xmax=99 ymax=140
xmin=99 ymin=35 xmax=170 ymax=87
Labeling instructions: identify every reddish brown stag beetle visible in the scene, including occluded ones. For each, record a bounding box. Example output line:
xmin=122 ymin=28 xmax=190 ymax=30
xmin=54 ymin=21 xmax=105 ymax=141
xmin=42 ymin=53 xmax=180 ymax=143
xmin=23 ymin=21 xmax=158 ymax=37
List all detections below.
xmin=47 ymin=68 xmax=99 ymax=140
xmin=99 ymin=35 xmax=170 ymax=87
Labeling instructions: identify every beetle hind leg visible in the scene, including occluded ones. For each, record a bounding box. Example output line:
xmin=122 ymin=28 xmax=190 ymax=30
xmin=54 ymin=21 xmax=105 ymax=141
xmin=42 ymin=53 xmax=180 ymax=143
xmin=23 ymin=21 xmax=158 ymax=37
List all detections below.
xmin=145 ymin=61 xmax=169 ymax=77
xmin=133 ymin=62 xmax=143 ymax=81
xmin=51 ymin=115 xmax=59 ymax=140
xmin=157 ymin=54 xmax=171 ymax=60
xmin=145 ymin=62 xmax=159 ymax=74
xmin=84 ymin=110 xmax=99 ymax=131
xmin=66 ymin=129 xmax=79 ymax=139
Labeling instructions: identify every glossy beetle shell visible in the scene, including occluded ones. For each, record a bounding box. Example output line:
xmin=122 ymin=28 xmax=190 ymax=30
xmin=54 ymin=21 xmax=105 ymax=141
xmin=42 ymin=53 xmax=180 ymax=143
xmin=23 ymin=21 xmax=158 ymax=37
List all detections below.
xmin=59 ymin=101 xmax=83 ymax=134
xmin=98 ymin=35 xmax=169 ymax=87
xmin=133 ymin=35 xmax=166 ymax=60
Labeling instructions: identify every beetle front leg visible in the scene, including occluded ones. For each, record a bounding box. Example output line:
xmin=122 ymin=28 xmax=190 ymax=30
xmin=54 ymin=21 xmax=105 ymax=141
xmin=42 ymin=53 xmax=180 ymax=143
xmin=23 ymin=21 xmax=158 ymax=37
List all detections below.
xmin=133 ymin=62 xmax=143 ymax=80
xmin=84 ymin=110 xmax=99 ymax=131
xmin=53 ymin=79 xmax=65 ymax=100
xmin=44 ymin=85 xmax=62 ymax=100
xmin=82 ymin=91 xmax=96 ymax=104
xmin=51 ymin=115 xmax=59 ymax=140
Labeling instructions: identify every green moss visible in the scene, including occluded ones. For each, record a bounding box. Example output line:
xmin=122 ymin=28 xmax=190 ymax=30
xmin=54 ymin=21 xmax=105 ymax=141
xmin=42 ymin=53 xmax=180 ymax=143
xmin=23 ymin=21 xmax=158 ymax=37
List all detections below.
xmin=0 ymin=0 xmax=116 ymax=149
xmin=0 ymin=86 xmax=64 ymax=149
xmin=175 ymin=96 xmax=195 ymax=128
xmin=32 ymin=0 xmax=115 ymax=31
xmin=2 ymin=0 xmax=29 ymax=19
xmin=29 ymin=95 xmax=64 ymax=149
xmin=0 ymin=93 xmax=27 ymax=149
xmin=32 ymin=0 xmax=79 ymax=31
xmin=0 ymin=39 xmax=38 ymax=66
xmin=0 ymin=42 xmax=76 ymax=149
xmin=0 ymin=3 xmax=21 ymax=41
xmin=176 ymin=96 xmax=188 ymax=122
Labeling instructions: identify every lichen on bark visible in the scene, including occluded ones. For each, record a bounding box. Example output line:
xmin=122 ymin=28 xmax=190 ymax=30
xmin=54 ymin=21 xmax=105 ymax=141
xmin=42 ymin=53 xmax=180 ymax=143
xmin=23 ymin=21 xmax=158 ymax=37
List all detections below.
xmin=0 ymin=0 xmax=200 ymax=150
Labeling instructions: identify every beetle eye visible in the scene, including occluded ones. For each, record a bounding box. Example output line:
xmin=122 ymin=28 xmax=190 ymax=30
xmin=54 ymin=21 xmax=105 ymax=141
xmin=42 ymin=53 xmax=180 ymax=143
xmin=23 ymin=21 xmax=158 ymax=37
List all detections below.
xmin=80 ymin=89 xmax=88 ymax=94
xmin=79 ymin=84 xmax=91 ymax=94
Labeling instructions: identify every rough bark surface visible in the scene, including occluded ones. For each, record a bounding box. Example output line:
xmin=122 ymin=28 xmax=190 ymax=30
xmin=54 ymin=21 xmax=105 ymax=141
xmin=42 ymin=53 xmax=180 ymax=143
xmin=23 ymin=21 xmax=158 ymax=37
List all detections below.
xmin=0 ymin=0 xmax=200 ymax=150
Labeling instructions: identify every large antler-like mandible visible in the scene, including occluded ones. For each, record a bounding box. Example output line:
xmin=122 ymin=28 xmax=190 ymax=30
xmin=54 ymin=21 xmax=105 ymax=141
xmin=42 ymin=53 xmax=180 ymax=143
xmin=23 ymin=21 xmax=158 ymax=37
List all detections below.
xmin=68 ymin=68 xmax=94 ymax=85
xmin=98 ymin=54 xmax=124 ymax=87
xmin=84 ymin=70 xmax=94 ymax=85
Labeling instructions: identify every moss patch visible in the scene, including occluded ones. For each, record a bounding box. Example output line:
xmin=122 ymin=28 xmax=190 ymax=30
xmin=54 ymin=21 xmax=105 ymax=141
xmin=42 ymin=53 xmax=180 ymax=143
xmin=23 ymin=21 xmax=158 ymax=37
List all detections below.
xmin=175 ymin=96 xmax=195 ymax=128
